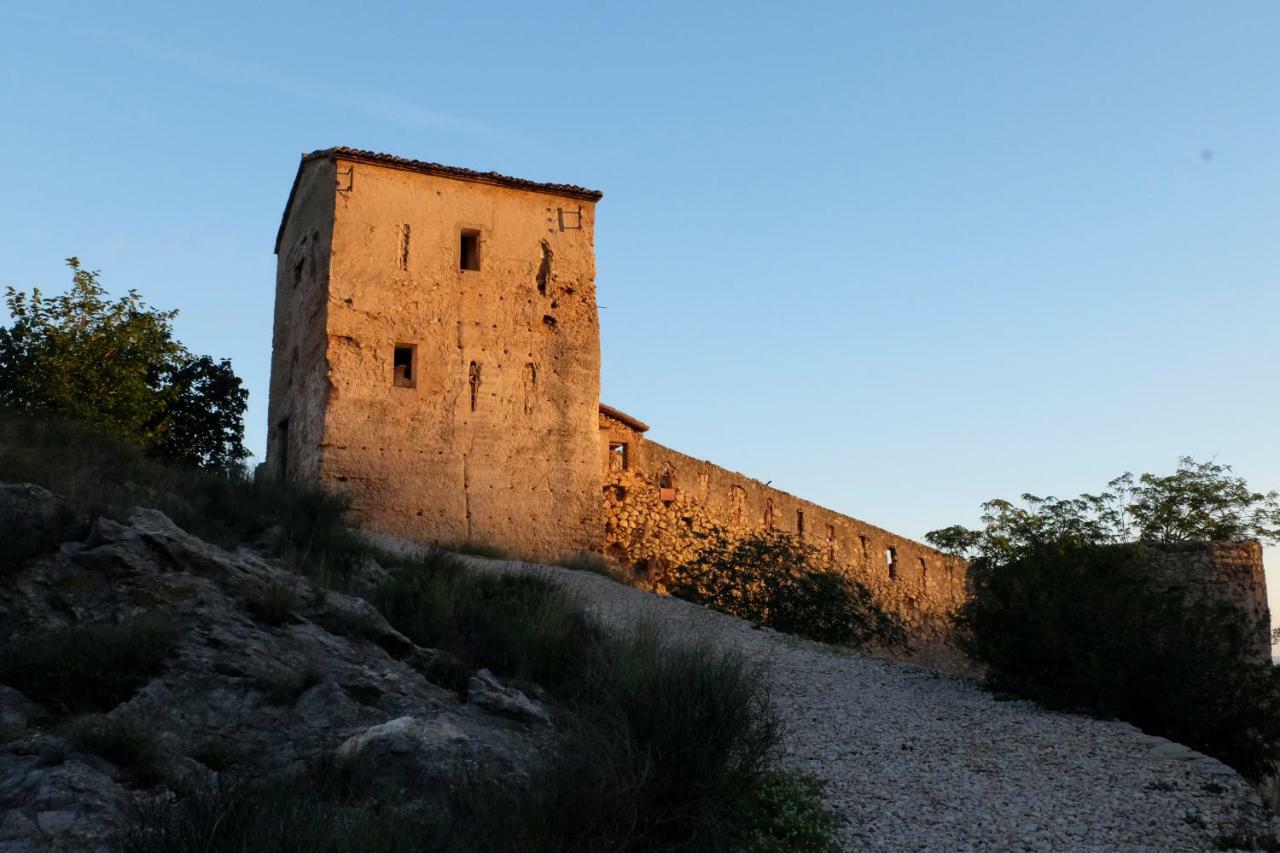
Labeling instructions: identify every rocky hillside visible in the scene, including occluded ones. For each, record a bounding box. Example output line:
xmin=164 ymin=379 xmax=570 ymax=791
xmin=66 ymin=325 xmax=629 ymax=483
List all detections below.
xmin=0 ymin=484 xmax=553 ymax=852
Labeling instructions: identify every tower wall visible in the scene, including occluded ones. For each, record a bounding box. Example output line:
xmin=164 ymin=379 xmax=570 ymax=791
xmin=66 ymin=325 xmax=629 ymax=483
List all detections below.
xmin=306 ymin=156 xmax=602 ymax=560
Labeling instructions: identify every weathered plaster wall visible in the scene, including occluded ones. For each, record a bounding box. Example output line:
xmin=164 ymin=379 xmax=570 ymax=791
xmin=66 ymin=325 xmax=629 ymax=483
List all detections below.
xmin=266 ymin=158 xmax=336 ymax=483
xmin=314 ymin=157 xmax=603 ymax=561
xmin=1138 ymin=540 xmax=1271 ymax=661
xmin=599 ymin=411 xmax=968 ymax=642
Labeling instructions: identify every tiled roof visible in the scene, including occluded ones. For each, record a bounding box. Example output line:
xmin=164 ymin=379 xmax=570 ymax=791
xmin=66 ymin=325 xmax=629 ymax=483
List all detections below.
xmin=276 ymin=147 xmax=603 ymax=252
xmin=600 ymin=403 xmax=649 ymax=433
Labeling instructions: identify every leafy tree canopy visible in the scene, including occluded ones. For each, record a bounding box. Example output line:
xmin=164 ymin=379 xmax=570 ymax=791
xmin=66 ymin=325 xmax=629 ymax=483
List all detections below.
xmin=0 ymin=258 xmax=248 ymax=473
xmin=926 ymin=457 xmax=1280 ymax=563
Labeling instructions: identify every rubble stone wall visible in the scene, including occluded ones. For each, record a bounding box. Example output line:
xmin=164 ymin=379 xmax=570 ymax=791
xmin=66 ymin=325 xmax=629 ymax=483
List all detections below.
xmin=1137 ymin=540 xmax=1271 ymax=661
xmin=599 ymin=411 xmax=969 ymax=643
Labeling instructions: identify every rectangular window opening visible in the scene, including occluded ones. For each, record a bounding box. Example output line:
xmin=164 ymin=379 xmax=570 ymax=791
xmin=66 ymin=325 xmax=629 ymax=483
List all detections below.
xmin=609 ymin=442 xmax=628 ymax=471
xmin=887 ymin=547 xmax=898 ymax=580
xmin=393 ymin=345 xmax=416 ymax=388
xmin=796 ymin=510 xmax=805 ymax=537
xmin=460 ymin=230 xmax=481 ymax=271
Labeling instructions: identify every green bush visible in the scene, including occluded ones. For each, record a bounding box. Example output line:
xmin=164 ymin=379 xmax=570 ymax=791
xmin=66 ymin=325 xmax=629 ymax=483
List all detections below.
xmin=667 ymin=529 xmax=905 ymax=649
xmin=960 ymin=541 xmax=1280 ymax=780
xmin=0 ymin=615 xmax=179 ymax=715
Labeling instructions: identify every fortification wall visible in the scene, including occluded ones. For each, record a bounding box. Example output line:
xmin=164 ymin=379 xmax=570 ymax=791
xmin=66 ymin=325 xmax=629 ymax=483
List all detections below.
xmin=314 ymin=158 xmax=603 ymax=562
xmin=1137 ymin=540 xmax=1270 ymax=661
xmin=266 ymin=158 xmax=336 ymax=483
xmin=598 ymin=411 xmax=968 ymax=642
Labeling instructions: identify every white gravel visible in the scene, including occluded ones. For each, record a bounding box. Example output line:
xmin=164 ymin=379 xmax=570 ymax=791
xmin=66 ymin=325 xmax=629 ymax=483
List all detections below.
xmin=442 ymin=554 xmax=1280 ymax=852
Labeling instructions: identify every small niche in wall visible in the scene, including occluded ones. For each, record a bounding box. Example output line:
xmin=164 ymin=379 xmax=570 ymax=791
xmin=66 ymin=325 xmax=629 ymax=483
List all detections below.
xmin=659 ymin=468 xmax=676 ymax=503
xmin=764 ymin=498 xmax=774 ymax=529
xmin=460 ymin=229 xmax=481 ymax=271
xmin=887 ymin=547 xmax=898 ymax=580
xmin=860 ymin=535 xmax=870 ymax=559
xmin=393 ymin=345 xmax=416 ymax=388
xmin=609 ymin=442 xmax=628 ymax=471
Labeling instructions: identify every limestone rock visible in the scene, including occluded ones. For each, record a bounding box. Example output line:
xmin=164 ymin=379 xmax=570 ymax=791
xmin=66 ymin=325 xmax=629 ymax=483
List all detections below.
xmin=466 ymin=669 xmax=552 ymax=726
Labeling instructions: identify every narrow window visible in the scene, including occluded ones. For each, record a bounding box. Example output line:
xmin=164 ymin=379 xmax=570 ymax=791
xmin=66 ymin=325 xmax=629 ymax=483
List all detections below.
xmin=609 ymin=442 xmax=628 ymax=471
xmin=796 ymin=510 xmax=805 ymax=538
xmin=277 ymin=418 xmax=290 ymax=481
xmin=460 ymin=229 xmax=480 ymax=271
xmin=826 ymin=524 xmax=836 ymax=560
xmin=887 ymin=548 xmax=898 ymax=580
xmin=764 ymin=498 xmax=774 ymax=529
xmin=919 ymin=557 xmax=928 ymax=589
xmin=393 ymin=345 xmax=415 ymax=388
xmin=469 ymin=361 xmax=482 ymax=411
xmin=860 ymin=535 xmax=870 ymax=559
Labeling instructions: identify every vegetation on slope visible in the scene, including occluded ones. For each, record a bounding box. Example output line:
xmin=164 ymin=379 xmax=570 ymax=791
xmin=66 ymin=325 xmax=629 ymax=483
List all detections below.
xmin=668 ymin=528 xmax=906 ymax=650
xmin=928 ymin=461 xmax=1280 ymax=780
xmin=0 ymin=412 xmax=841 ymax=852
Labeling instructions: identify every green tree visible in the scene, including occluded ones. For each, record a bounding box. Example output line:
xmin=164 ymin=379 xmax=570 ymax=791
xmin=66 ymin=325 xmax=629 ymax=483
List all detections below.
xmin=925 ymin=457 xmax=1280 ymax=563
xmin=0 ymin=258 xmax=248 ymax=473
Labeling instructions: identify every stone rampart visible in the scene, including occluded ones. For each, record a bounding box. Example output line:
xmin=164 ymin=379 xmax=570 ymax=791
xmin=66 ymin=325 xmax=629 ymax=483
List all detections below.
xmin=1136 ymin=540 xmax=1270 ymax=661
xmin=598 ymin=409 xmax=968 ymax=643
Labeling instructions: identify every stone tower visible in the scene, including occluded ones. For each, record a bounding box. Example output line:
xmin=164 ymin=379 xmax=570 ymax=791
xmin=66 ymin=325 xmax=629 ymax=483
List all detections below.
xmin=266 ymin=148 xmax=604 ymax=560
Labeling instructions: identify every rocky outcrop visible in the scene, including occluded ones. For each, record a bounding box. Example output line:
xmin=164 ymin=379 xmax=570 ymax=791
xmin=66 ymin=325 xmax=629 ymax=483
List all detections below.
xmin=0 ymin=483 xmax=551 ymax=852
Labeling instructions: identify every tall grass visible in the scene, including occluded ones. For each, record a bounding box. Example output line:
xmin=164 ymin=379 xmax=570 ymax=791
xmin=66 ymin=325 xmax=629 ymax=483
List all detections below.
xmin=0 ymin=615 xmax=179 ymax=715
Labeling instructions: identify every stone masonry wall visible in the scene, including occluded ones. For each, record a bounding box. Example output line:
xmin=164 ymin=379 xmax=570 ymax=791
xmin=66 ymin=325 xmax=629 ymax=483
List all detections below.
xmin=1137 ymin=540 xmax=1271 ymax=661
xmin=269 ymin=152 xmax=603 ymax=562
xmin=599 ymin=410 xmax=969 ymax=643
xmin=266 ymin=157 xmax=336 ymax=484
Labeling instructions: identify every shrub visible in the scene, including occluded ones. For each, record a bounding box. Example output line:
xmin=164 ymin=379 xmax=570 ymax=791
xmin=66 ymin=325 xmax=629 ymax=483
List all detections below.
xmin=0 ymin=615 xmax=179 ymax=715
xmin=739 ymin=771 xmax=843 ymax=853
xmin=667 ymin=529 xmax=905 ymax=649
xmin=447 ymin=629 xmax=784 ymax=853
xmin=960 ymin=541 xmax=1280 ymax=780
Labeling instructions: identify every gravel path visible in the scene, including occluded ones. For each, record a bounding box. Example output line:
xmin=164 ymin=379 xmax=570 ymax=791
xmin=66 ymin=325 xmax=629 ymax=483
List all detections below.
xmin=444 ymin=554 xmax=1278 ymax=852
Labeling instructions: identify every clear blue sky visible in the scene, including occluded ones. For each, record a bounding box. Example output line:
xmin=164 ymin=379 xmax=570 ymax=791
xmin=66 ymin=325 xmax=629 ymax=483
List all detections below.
xmin=3 ymin=3 xmax=1278 ymax=613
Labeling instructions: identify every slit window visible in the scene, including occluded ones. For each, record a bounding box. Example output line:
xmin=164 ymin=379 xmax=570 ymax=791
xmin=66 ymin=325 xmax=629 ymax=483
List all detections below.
xmin=460 ymin=229 xmax=481 ymax=271
xmin=393 ymin=345 xmax=416 ymax=388
xmin=609 ymin=442 xmax=628 ymax=471
xmin=796 ymin=510 xmax=805 ymax=537
xmin=887 ymin=548 xmax=898 ymax=580
xmin=919 ymin=557 xmax=928 ymax=588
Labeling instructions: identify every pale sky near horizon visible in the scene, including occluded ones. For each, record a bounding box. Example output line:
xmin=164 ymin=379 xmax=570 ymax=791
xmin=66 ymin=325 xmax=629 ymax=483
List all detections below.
xmin=3 ymin=3 xmax=1278 ymax=623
